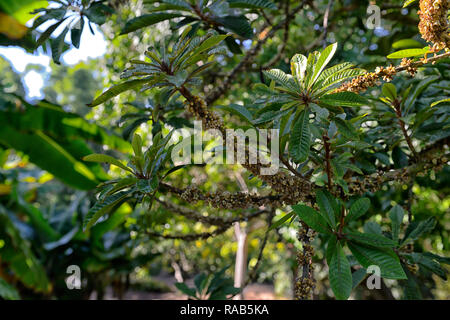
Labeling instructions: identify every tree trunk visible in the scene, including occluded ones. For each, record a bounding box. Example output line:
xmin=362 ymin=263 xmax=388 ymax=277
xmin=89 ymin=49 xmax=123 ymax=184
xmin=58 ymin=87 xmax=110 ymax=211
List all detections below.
xmin=233 ymin=222 xmax=248 ymax=300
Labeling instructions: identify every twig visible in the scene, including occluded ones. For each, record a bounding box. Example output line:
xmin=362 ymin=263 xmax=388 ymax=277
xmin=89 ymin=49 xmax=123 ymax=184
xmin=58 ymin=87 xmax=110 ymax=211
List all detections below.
xmin=261 ymin=0 xmax=291 ymax=69
xmin=323 ymin=133 xmax=333 ymax=190
xmin=322 ymin=0 xmax=334 ymax=48
xmin=146 ymin=225 xmax=230 ymax=241
xmin=245 ymin=210 xmax=275 ymax=285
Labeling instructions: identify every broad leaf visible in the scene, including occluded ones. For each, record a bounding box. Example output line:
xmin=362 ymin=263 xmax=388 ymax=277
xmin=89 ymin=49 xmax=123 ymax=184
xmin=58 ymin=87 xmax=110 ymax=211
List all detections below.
xmin=315 ymin=189 xmax=338 ymax=229
xmin=389 ymin=205 xmax=404 ymax=243
xmin=216 ymin=15 xmax=253 ymax=38
xmin=227 ymin=0 xmax=277 ymax=9
xmin=348 ymin=242 xmax=407 ymax=279
xmin=83 ymin=154 xmax=134 ymax=173
xmin=292 ymin=204 xmax=332 ymax=234
xmin=83 ymin=191 xmax=131 ymax=231
xmin=334 ymin=118 xmax=359 ymax=139
xmin=351 ymin=268 xmax=367 ymax=289
xmin=329 ymin=243 xmax=352 ymax=300
xmin=346 ymin=231 xmax=397 ymax=248
xmin=382 ymin=83 xmax=397 ymax=101
xmin=387 ymin=47 xmax=430 ymax=59
xmin=310 ymin=42 xmax=337 ymax=87
xmin=402 ymin=218 xmax=436 ymax=244
xmin=269 ymin=212 xmax=295 ymax=231
xmin=345 ymin=197 xmax=370 ymax=223
xmin=88 ymin=79 xmax=150 ymax=107
xmin=320 ymin=92 xmax=368 ymax=107
xmin=289 ymin=109 xmax=310 ymax=163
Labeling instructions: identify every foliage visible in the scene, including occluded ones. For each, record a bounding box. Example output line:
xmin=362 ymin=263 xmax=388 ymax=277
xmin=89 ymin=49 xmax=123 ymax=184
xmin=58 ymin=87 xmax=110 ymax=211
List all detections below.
xmin=0 ymin=0 xmax=449 ymax=301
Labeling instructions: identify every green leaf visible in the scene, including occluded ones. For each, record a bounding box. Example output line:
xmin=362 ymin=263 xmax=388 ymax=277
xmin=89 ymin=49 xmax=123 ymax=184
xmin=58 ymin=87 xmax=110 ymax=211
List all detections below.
xmin=414 ymin=253 xmax=447 ymax=279
xmin=351 ymin=268 xmax=367 ymax=289
xmin=403 ymin=0 xmax=418 ymax=8
xmin=334 ymin=117 xmax=359 ymax=139
xmin=83 ymin=191 xmax=131 ymax=231
xmin=345 ymin=197 xmax=370 ymax=223
xmin=422 ymin=252 xmax=450 ymax=265
xmin=404 ymin=75 xmax=439 ymax=111
xmin=227 ymin=0 xmax=277 ymax=9
xmin=348 ymin=242 xmax=407 ymax=279
xmin=329 ymin=243 xmax=352 ymax=300
xmin=382 ymin=83 xmax=397 ymax=101
xmin=35 ymin=18 xmax=68 ymax=48
xmin=392 ymin=39 xmax=423 ymax=49
xmin=132 ymin=133 xmax=143 ymax=158
xmin=43 ymin=227 xmax=79 ymax=251
xmin=83 ymin=154 xmax=133 ymax=174
xmin=0 ymin=278 xmax=20 ymax=300
xmin=387 ymin=47 xmax=430 ymax=59
xmin=191 ymin=34 xmax=229 ymax=57
xmin=263 ymin=69 xmax=298 ymax=93
xmin=120 ymin=13 xmax=184 ymax=34
xmin=402 ymin=269 xmax=422 ymax=299
xmin=0 ymin=126 xmax=98 ymax=190
xmin=346 ymin=231 xmax=397 ymax=248
xmin=364 ymin=221 xmax=382 ymax=235
xmin=84 ymin=2 xmax=113 ymax=25
xmin=316 ymin=62 xmax=354 ymax=84
xmin=316 ymin=68 xmax=366 ymax=92
xmin=175 ymin=282 xmax=197 ymax=298
xmin=215 ymin=104 xmax=253 ymax=124
xmin=88 ymin=79 xmax=149 ymax=107
xmin=402 ymin=218 xmax=436 ymax=244
xmin=136 ymin=176 xmax=159 ymax=193
xmin=216 ymin=15 xmax=253 ymax=38
xmin=310 ymin=42 xmax=337 ymax=87
xmin=292 ymin=204 xmax=332 ymax=234
xmin=32 ymin=9 xmax=67 ymax=29
xmin=392 ymin=146 xmax=408 ymax=168
xmin=389 ymin=205 xmax=404 ymax=243
xmin=51 ymin=26 xmax=69 ymax=63
xmin=290 ymin=54 xmax=308 ymax=85
xmin=326 ymin=234 xmax=337 ymax=265
xmin=12 ymin=186 xmax=60 ymax=242
xmin=320 ymin=92 xmax=368 ymax=107
xmin=0 ymin=212 xmax=51 ymax=293
xmin=315 ymin=189 xmax=338 ymax=229
xmin=289 ymin=109 xmax=310 ymax=163
xmin=71 ymin=18 xmax=84 ymax=49
xmin=430 ymin=98 xmax=450 ymax=108
xmin=194 ymin=273 xmax=208 ymax=292
xmin=269 ymin=212 xmax=295 ymax=231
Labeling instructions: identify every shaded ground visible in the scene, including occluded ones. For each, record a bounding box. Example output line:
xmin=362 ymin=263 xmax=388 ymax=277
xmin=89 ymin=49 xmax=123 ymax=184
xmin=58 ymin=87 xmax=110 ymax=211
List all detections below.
xmin=95 ymin=274 xmax=280 ymax=300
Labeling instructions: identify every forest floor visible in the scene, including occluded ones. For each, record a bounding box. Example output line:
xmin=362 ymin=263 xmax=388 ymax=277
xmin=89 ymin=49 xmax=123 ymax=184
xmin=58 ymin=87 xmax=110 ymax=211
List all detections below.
xmin=103 ymin=283 xmax=278 ymax=300
xmin=95 ymin=273 xmax=283 ymax=300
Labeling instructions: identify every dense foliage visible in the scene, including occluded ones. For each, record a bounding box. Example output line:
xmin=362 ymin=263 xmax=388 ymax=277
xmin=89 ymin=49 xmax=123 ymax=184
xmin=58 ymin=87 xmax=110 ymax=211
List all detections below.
xmin=0 ymin=0 xmax=449 ymax=300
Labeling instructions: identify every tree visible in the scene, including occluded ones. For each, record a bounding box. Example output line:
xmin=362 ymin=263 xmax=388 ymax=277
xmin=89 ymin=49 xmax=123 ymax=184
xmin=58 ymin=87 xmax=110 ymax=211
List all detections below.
xmin=0 ymin=0 xmax=449 ymax=300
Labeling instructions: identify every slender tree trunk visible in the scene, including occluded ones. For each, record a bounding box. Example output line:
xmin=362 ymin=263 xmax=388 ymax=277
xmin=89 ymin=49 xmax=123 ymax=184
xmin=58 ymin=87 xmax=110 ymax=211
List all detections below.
xmin=233 ymin=222 xmax=248 ymax=300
